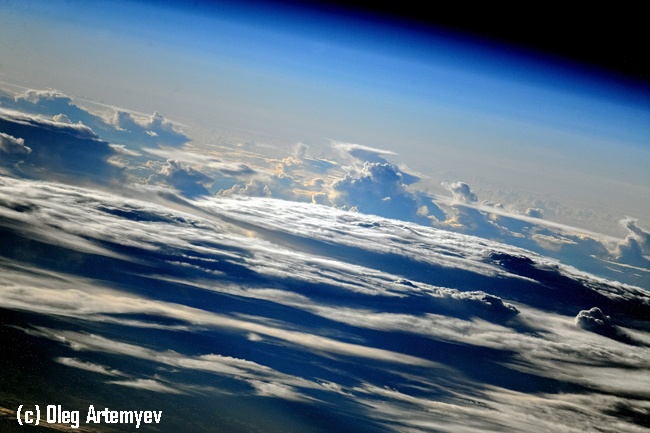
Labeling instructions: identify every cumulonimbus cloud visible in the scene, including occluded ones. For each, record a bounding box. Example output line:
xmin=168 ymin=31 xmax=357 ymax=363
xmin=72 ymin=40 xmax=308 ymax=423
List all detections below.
xmin=329 ymin=162 xmax=431 ymax=224
xmin=0 ymin=108 xmax=120 ymax=182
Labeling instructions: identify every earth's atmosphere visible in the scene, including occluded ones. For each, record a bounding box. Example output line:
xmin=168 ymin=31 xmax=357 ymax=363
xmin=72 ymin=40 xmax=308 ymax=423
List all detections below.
xmin=0 ymin=1 xmax=649 ymax=432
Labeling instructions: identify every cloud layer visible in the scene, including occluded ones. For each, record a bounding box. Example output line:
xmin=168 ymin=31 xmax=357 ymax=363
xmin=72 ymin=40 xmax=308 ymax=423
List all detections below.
xmin=1 ymin=176 xmax=649 ymax=432
xmin=0 ymin=87 xmax=648 ymax=432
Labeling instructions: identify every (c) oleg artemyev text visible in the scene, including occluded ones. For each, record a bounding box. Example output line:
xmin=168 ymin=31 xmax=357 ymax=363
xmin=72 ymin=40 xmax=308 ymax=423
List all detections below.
xmin=17 ymin=404 xmax=162 ymax=428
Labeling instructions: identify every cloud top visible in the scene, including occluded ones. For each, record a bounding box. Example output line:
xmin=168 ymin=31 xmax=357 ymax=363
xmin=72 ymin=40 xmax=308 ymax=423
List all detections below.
xmin=575 ymin=307 xmax=612 ymax=331
xmin=0 ymin=131 xmax=31 ymax=155
xmin=442 ymin=181 xmax=478 ymax=202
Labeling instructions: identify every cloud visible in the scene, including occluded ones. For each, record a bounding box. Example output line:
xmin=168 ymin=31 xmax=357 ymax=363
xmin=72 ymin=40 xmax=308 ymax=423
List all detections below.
xmin=215 ymin=169 xmax=299 ymax=200
xmin=433 ymin=183 xmax=509 ymax=239
xmin=0 ymin=108 xmax=97 ymax=138
xmin=616 ymin=236 xmax=650 ymax=267
xmin=237 ymin=140 xmax=256 ymax=150
xmin=106 ymin=379 xmax=184 ymax=394
xmin=294 ymin=142 xmax=308 ymax=158
xmin=330 ymin=162 xmax=431 ymax=224
xmin=1 ymin=89 xmax=191 ymax=153
xmin=199 ymin=194 xmax=650 ymax=322
xmin=334 ymin=141 xmax=419 ymax=184
xmin=212 ymin=162 xmax=257 ymax=177
xmin=14 ymin=89 xmax=71 ymax=105
xmin=55 ymin=357 xmax=126 ymax=377
xmin=217 ymin=178 xmax=272 ymax=198
xmin=0 ymin=267 xmax=433 ymax=367
xmin=614 ymin=219 xmax=650 ymax=270
xmin=110 ymin=110 xmax=189 ymax=147
xmin=575 ymin=307 xmax=613 ymax=331
xmin=109 ymin=143 xmax=142 ymax=156
xmin=0 ymin=131 xmax=31 ymax=155
xmin=433 ymin=196 xmax=621 ymax=243
xmin=622 ymin=218 xmax=650 ymax=254
xmin=141 ymin=147 xmax=294 ymax=199
xmin=525 ymin=207 xmax=544 ymax=218
xmin=111 ymin=110 xmax=138 ymax=131
xmin=334 ymin=142 xmax=396 ymax=159
xmin=52 ymin=113 xmax=72 ymax=123
xmin=248 ymin=380 xmax=313 ymax=402
xmin=2 ymin=89 xmax=109 ymax=131
xmin=428 ymin=191 xmax=649 ymax=287
xmin=158 ymin=159 xmax=212 ymax=197
xmin=2 ymin=176 xmax=650 ymax=432
xmin=442 ymin=181 xmax=478 ymax=202
xmin=432 ymin=185 xmax=514 ymax=240
xmin=575 ymin=306 xmax=650 ymax=347
xmin=355 ymin=384 xmax=650 ymax=433
xmin=143 ymin=148 xmax=258 ymax=177
xmin=0 ymin=109 xmax=120 ymax=182
xmin=311 ymin=192 xmax=331 ymax=205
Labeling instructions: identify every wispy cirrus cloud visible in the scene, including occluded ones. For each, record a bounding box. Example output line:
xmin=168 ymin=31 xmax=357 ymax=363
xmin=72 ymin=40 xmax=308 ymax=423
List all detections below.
xmin=55 ymin=357 xmax=127 ymax=377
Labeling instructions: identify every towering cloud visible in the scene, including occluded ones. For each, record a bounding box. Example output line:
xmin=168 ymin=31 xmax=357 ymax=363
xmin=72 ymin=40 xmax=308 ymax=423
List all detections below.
xmin=622 ymin=218 xmax=650 ymax=254
xmin=159 ymin=159 xmax=212 ymax=197
xmin=334 ymin=142 xmax=420 ymax=185
xmin=0 ymin=109 xmax=120 ymax=182
xmin=1 ymin=90 xmax=190 ymax=150
xmin=575 ymin=307 xmax=613 ymax=331
xmin=2 ymin=89 xmax=108 ymax=130
xmin=110 ymin=111 xmax=189 ymax=147
xmin=330 ymin=162 xmax=430 ymax=223
xmin=442 ymin=181 xmax=478 ymax=202
xmin=614 ymin=218 xmax=650 ymax=269
xmin=0 ymin=131 xmax=31 ymax=155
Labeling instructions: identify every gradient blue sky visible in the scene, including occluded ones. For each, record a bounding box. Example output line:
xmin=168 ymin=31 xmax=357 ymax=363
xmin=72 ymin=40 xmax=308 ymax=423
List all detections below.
xmin=1 ymin=0 xmax=648 ymax=231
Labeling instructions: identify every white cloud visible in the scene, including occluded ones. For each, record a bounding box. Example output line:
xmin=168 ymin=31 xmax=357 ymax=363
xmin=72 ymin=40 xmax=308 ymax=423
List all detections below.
xmin=0 ymin=108 xmax=120 ymax=182
xmin=442 ymin=181 xmax=478 ymax=203
xmin=0 ymin=131 xmax=31 ymax=155
xmin=575 ymin=307 xmax=612 ymax=331
xmin=109 ymin=143 xmax=141 ymax=156
xmin=53 ymin=113 xmax=72 ymax=124
xmin=111 ymin=110 xmax=188 ymax=145
xmin=0 ymin=108 xmax=98 ymax=139
xmin=294 ymin=142 xmax=308 ymax=158
xmin=55 ymin=357 xmax=126 ymax=377
xmin=0 ymin=268 xmax=434 ymax=367
xmin=217 ymin=178 xmax=273 ymax=197
xmin=616 ymin=219 xmax=650 ymax=268
xmin=14 ymin=89 xmax=72 ymax=105
xmin=158 ymin=159 xmax=212 ymax=197
xmin=333 ymin=141 xmax=397 ymax=160
xmin=432 ymin=196 xmax=621 ymax=242
xmin=248 ymin=380 xmax=313 ymax=402
xmin=622 ymin=218 xmax=650 ymax=253
xmin=106 ymin=379 xmax=184 ymax=394
xmin=525 ymin=207 xmax=544 ymax=218
xmin=1 ymin=176 xmax=649 ymax=432
xmin=329 ymin=162 xmax=430 ymax=223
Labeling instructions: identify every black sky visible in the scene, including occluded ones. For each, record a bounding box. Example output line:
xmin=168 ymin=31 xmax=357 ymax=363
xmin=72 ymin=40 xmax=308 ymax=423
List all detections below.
xmin=296 ymin=1 xmax=649 ymax=84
